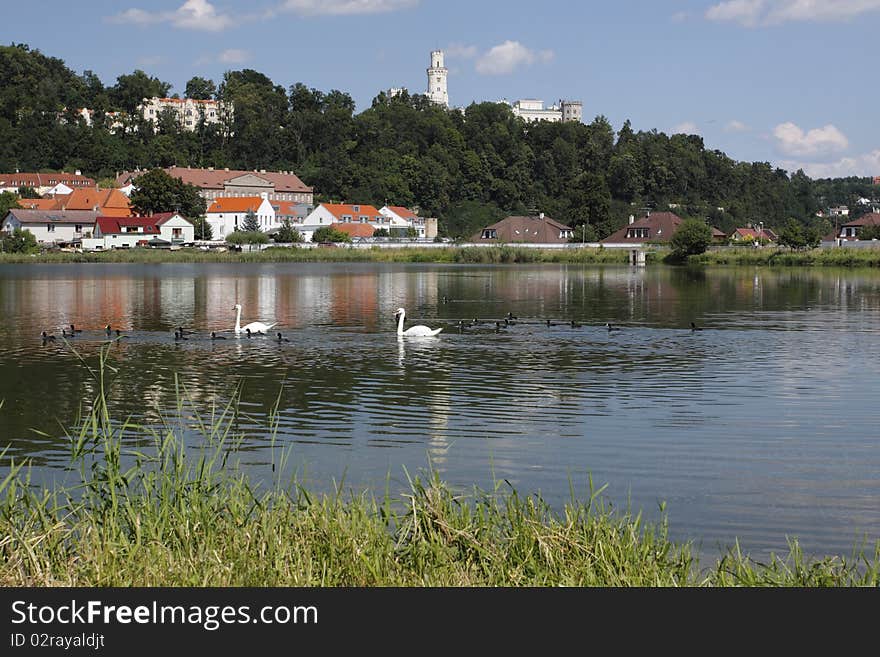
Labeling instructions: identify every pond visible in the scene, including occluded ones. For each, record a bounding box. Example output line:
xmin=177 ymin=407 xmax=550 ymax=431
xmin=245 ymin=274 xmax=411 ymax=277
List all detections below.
xmin=1 ymin=261 xmax=878 ymax=562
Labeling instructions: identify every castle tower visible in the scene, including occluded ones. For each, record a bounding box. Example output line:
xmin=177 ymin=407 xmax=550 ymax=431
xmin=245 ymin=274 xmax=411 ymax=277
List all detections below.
xmin=427 ymin=50 xmax=448 ymax=107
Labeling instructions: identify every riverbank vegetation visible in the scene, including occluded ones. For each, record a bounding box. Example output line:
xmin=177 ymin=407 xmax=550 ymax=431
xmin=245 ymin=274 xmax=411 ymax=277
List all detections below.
xmin=692 ymin=246 xmax=880 ymax=267
xmin=1 ymin=350 xmax=877 ymax=587
xmin=0 ymin=245 xmax=631 ymax=265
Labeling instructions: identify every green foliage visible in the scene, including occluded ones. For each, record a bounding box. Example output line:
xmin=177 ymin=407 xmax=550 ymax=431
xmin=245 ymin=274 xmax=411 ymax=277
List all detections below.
xmin=312 ymin=226 xmax=352 ymax=243
xmin=373 ymin=227 xmax=390 ymax=237
xmin=129 ymin=169 xmax=207 ymax=219
xmin=242 ymin=209 xmax=260 ymax=232
xmin=777 ymin=218 xmax=820 ymax=251
xmin=0 ymin=191 xmax=22 ymax=218
xmin=191 ymin=216 xmax=213 ymax=241
xmin=856 ymin=224 xmax=880 ymax=241
xmin=274 ymin=218 xmax=302 ymax=243
xmin=16 ymin=186 xmax=40 ymax=198
xmin=185 ymin=76 xmax=216 ymax=100
xmin=225 ymin=230 xmax=268 ymax=245
xmin=669 ymin=218 xmax=713 ymax=259
xmin=0 ymin=227 xmax=38 ymax=253
xmin=570 ymin=223 xmax=598 ymax=243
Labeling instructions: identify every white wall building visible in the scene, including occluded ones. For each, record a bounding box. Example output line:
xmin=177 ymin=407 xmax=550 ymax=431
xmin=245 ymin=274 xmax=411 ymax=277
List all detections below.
xmin=205 ymin=196 xmax=276 ymax=241
xmin=1 ymin=209 xmax=97 ymax=244
xmin=509 ymin=98 xmax=583 ymax=123
xmin=140 ymin=97 xmax=230 ymax=132
xmin=86 ymin=213 xmax=194 ymax=250
xmin=379 ymin=205 xmax=437 ymax=239
xmin=427 ymin=50 xmax=449 ymax=107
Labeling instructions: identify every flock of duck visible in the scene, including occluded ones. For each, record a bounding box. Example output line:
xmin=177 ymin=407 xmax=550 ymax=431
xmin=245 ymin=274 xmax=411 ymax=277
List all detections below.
xmin=39 ymin=304 xmax=705 ymax=344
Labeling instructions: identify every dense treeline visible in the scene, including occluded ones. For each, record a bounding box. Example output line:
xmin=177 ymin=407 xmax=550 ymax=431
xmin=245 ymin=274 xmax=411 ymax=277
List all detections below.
xmin=1 ymin=43 xmax=874 ymax=238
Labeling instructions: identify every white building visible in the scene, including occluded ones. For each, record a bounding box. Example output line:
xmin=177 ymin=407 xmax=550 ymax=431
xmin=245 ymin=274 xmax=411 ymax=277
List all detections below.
xmin=205 ymin=196 xmax=276 ymax=241
xmin=427 ymin=50 xmax=449 ymax=107
xmin=1 ymin=209 xmax=97 ymax=244
xmin=379 ymin=205 xmax=437 ymax=239
xmin=85 ymin=213 xmax=194 ymax=250
xmin=0 ymin=171 xmax=95 ymax=195
xmin=508 ymin=98 xmax=583 ymax=123
xmin=300 ymin=203 xmax=389 ymax=242
xmin=140 ymin=97 xmax=230 ymax=132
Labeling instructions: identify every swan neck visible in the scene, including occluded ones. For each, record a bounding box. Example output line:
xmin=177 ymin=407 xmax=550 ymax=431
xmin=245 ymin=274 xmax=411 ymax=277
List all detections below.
xmin=234 ymin=306 xmax=241 ymax=332
xmin=396 ymin=311 xmax=404 ymax=335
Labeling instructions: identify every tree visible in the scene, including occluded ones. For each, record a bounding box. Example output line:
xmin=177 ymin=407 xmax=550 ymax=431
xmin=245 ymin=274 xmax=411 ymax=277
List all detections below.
xmin=129 ymin=169 xmax=207 ymax=219
xmin=778 ymin=219 xmax=809 ymax=250
xmin=669 ymin=218 xmax=712 ymax=259
xmin=1 ymin=227 xmax=37 ymax=253
xmin=275 ymin=218 xmax=302 ymax=243
xmin=0 ymin=191 xmax=21 ymax=218
xmin=857 ymin=224 xmax=880 ymax=240
xmin=242 ymin=209 xmax=260 ymax=232
xmin=192 ymin=216 xmax=213 ymax=241
xmin=311 ymin=226 xmax=352 ymax=243
xmin=373 ymin=227 xmax=389 ymax=237
xmin=569 ymin=224 xmax=598 ymax=244
xmin=185 ymin=76 xmax=216 ymax=100
xmin=16 ymin=186 xmax=40 ymax=199
xmin=110 ymin=70 xmax=171 ymax=113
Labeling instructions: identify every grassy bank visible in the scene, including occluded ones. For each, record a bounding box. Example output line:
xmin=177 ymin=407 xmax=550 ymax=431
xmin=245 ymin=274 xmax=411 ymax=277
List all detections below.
xmin=692 ymin=246 xmax=880 ymax=267
xmin=1 ymin=350 xmax=877 ymax=587
xmin=0 ymin=245 xmax=631 ymax=265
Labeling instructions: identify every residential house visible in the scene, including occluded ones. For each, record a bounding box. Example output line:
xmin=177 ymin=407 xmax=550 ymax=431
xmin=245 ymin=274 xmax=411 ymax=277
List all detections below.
xmin=272 ymin=201 xmax=313 ymax=225
xmin=46 ymin=187 xmax=133 ymax=217
xmin=471 ymin=213 xmax=573 ymax=243
xmin=140 ymin=97 xmax=230 ymax=132
xmin=601 ymin=212 xmax=685 ymax=245
xmin=205 ymin=196 xmax=276 ymax=240
xmin=116 ymin=167 xmax=313 ymax=205
xmin=0 ymin=171 xmax=95 ymax=195
xmin=1 ymin=209 xmax=98 ymax=244
xmin=837 ymin=213 xmax=880 ymax=240
xmin=301 ymin=203 xmax=387 ymax=242
xmin=85 ymin=213 xmax=194 ymax=250
xmin=729 ymin=226 xmax=778 ymax=244
xmin=379 ymin=205 xmax=438 ymax=239
xmin=828 ymin=206 xmax=850 ymax=217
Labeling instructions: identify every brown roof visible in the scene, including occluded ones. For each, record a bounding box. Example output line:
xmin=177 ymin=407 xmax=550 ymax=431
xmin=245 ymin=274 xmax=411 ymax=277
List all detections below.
xmin=0 ymin=172 xmax=95 ymax=188
xmin=841 ymin=213 xmax=880 ymax=227
xmin=117 ymin=167 xmax=312 ymax=194
xmin=53 ymin=188 xmax=131 ymax=216
xmin=471 ymin=215 xmax=572 ymax=243
xmin=601 ymin=212 xmax=683 ymax=244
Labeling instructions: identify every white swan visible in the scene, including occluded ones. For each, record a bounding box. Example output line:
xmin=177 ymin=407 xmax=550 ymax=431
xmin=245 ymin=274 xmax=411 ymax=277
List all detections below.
xmin=394 ymin=307 xmax=442 ymax=337
xmin=233 ymin=303 xmax=277 ymax=335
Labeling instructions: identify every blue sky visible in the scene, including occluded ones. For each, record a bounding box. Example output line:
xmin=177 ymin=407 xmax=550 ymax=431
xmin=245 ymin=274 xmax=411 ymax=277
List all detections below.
xmin=3 ymin=0 xmax=879 ymax=178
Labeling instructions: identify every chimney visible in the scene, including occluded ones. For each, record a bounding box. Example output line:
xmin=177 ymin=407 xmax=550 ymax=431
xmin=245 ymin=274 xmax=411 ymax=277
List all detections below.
xmin=539 ymin=212 xmax=544 ymax=220
xmin=629 ymin=215 xmax=635 ymax=224
xmin=75 ymin=169 xmax=82 ymax=176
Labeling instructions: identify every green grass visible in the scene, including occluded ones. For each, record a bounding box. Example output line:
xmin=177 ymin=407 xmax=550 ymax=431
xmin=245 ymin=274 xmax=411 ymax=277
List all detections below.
xmin=0 ymin=245 xmax=629 ymax=265
xmin=692 ymin=246 xmax=880 ymax=267
xmin=0 ymin=344 xmax=877 ymax=587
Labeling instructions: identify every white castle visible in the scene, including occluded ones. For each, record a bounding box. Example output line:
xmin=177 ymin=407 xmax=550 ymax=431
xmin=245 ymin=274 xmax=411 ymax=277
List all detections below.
xmin=426 ymin=50 xmax=449 ymax=107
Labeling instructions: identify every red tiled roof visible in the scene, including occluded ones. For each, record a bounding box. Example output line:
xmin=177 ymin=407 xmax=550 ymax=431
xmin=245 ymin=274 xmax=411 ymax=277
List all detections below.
xmin=19 ymin=199 xmax=57 ymax=210
xmin=601 ymin=212 xmax=684 ymax=244
xmin=0 ymin=172 xmax=95 ymax=188
xmin=386 ymin=205 xmax=418 ymax=220
xmin=55 ymin=188 xmax=131 ymax=215
xmin=117 ymin=167 xmax=312 ymax=194
xmin=207 ymin=197 xmax=267 ymax=213
xmin=322 ymin=203 xmax=382 ymax=220
xmin=330 ymin=223 xmax=376 ymax=238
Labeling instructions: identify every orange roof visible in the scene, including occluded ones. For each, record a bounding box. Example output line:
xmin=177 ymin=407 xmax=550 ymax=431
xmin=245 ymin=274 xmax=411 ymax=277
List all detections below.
xmin=331 ymin=223 xmax=376 ymax=238
xmin=386 ymin=205 xmax=418 ymax=220
xmin=55 ymin=188 xmax=131 ymax=212
xmin=207 ymin=197 xmax=267 ymax=213
xmin=19 ymin=198 xmax=57 ymax=210
xmin=322 ymin=203 xmax=382 ymax=220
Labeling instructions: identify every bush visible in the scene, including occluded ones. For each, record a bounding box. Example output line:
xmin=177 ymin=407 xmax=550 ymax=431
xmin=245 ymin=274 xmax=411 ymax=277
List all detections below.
xmin=226 ymin=230 xmax=268 ymax=245
xmin=373 ymin=227 xmax=390 ymax=237
xmin=669 ymin=219 xmax=712 ymax=260
xmin=1 ymin=227 xmax=38 ymax=253
xmin=312 ymin=226 xmax=352 ymax=243
xmin=275 ymin=219 xmax=303 ymax=243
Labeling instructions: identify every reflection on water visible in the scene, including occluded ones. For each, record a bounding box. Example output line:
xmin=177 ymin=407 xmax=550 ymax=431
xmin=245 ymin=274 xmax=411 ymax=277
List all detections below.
xmin=1 ymin=262 xmax=879 ymax=561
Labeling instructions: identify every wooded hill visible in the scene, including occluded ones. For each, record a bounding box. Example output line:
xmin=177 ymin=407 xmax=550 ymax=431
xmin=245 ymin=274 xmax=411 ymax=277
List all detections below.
xmin=1 ymin=43 xmax=876 ymax=239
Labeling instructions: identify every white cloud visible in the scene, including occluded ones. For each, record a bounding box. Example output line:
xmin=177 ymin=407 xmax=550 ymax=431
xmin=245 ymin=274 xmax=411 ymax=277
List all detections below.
xmin=445 ymin=43 xmax=478 ymax=59
xmin=218 ymin=48 xmax=251 ymax=64
xmin=109 ymin=0 xmax=235 ymax=31
xmin=475 ymin=41 xmax=555 ymax=75
xmin=724 ymin=119 xmax=750 ymax=132
xmin=779 ymin=149 xmax=880 ymax=178
xmin=706 ymin=0 xmax=880 ymax=26
xmin=773 ymin=122 xmax=849 ymax=158
xmin=672 ymin=121 xmax=701 ymax=135
xmin=279 ymin=0 xmax=418 ymax=15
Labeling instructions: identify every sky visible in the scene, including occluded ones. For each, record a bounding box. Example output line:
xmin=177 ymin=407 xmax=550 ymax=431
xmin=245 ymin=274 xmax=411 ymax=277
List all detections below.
xmin=2 ymin=0 xmax=879 ymax=179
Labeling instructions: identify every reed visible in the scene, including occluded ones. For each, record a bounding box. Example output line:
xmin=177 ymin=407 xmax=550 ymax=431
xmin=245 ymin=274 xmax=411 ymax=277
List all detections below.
xmin=0 ymin=344 xmax=877 ymax=587
xmin=692 ymin=247 xmax=880 ymax=267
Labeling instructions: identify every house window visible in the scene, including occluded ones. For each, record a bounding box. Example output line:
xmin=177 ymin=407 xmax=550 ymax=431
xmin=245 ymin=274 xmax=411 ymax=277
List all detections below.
xmin=74 ymin=224 xmax=82 ymax=233
xmin=482 ymin=229 xmax=496 ymax=239
xmin=359 ymin=216 xmax=368 ymax=223
xmin=353 ymin=205 xmax=360 ymax=212
xmin=47 ymin=224 xmax=55 ymax=233
xmin=172 ymin=228 xmax=182 ymax=238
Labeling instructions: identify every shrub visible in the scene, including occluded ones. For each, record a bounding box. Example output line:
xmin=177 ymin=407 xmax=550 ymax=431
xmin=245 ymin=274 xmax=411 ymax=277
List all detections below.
xmin=0 ymin=227 xmax=37 ymax=253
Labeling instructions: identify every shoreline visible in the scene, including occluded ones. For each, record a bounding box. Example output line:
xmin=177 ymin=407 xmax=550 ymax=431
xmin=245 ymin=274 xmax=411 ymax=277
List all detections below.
xmin=1 ymin=245 xmax=879 ymax=266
